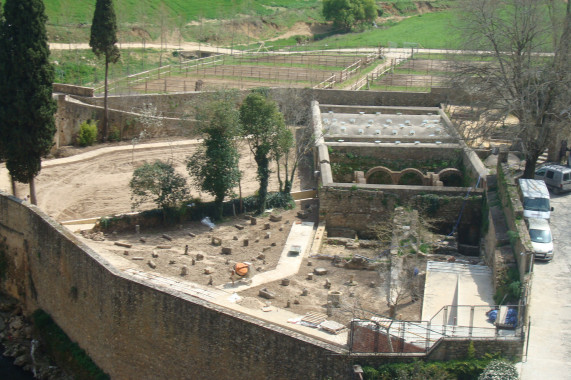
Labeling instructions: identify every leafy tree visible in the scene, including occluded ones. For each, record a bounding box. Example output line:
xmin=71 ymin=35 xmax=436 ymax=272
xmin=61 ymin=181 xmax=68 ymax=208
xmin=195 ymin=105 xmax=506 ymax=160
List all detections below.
xmin=130 ymin=160 xmax=189 ymax=212
xmin=187 ymin=93 xmax=241 ymax=220
xmin=0 ymin=0 xmax=57 ymax=205
xmin=239 ymin=92 xmax=286 ymax=214
xmin=451 ymin=0 xmax=571 ymax=178
xmin=90 ymin=0 xmax=120 ymax=141
xmin=322 ymin=0 xmax=377 ymax=32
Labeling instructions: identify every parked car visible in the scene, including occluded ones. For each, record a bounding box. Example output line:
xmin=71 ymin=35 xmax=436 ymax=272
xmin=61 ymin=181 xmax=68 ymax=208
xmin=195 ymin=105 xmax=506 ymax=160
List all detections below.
xmin=534 ymin=163 xmax=571 ymax=194
xmin=527 ymin=217 xmax=554 ymax=261
xmin=518 ymin=178 xmax=553 ymax=220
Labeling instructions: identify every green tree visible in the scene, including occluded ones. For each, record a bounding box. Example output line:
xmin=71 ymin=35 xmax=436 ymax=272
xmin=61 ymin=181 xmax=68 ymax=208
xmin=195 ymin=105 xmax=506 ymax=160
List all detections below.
xmin=187 ymin=93 xmax=241 ymax=220
xmin=0 ymin=0 xmax=57 ymax=205
xmin=90 ymin=0 xmax=120 ymax=141
xmin=239 ymin=92 xmax=286 ymax=214
xmin=130 ymin=160 xmax=189 ymax=212
xmin=322 ymin=0 xmax=377 ymax=32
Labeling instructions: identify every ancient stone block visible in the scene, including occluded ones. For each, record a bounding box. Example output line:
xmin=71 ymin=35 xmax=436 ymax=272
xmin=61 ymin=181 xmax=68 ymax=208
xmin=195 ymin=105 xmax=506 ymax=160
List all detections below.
xmin=243 ymin=239 xmax=249 ymax=247
xmin=281 ymin=278 xmax=290 ymax=286
xmin=250 ymin=217 xmax=257 ymax=225
xmin=148 ymin=260 xmax=157 ymax=269
xmin=162 ymin=234 xmax=173 ymax=241
xmin=258 ymin=288 xmax=275 ymax=299
xmin=181 ymin=266 xmax=188 ymax=276
xmin=211 ymin=237 xmax=222 ymax=246
xmin=204 ymin=267 xmax=214 ymax=274
xmin=221 ymin=247 xmax=232 ymax=255
xmin=264 ymin=223 xmax=271 ymax=230
xmin=235 ymin=224 xmax=245 ymax=230
xmin=196 ymin=253 xmax=204 ymax=261
xmin=265 ymin=232 xmax=271 ymax=239
xmin=314 ymin=267 xmax=328 ymax=276
xmin=152 ymin=252 xmax=159 ymax=258
xmin=114 ymin=242 xmax=132 ymax=248
xmin=269 ymin=214 xmax=282 ymax=222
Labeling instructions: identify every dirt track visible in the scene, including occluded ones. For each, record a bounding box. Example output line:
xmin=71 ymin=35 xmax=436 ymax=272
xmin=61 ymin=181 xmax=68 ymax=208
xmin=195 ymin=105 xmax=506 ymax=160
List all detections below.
xmin=0 ymin=139 xmax=300 ymax=221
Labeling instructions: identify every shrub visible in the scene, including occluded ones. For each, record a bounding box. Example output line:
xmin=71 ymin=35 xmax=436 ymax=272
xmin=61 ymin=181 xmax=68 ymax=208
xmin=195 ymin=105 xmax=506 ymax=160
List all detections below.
xmin=478 ymin=360 xmax=518 ymax=380
xmin=77 ymin=120 xmax=98 ymax=146
xmin=108 ymin=126 xmax=121 ymax=142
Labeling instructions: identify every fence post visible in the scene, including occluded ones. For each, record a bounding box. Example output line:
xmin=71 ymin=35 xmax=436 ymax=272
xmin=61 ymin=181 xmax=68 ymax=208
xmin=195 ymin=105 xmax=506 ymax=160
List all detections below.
xmin=469 ymin=306 xmax=475 ymax=337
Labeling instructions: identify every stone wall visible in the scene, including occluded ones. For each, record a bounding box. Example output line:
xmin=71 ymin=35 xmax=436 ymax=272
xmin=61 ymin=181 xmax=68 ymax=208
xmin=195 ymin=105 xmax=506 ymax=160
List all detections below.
xmin=319 ymin=185 xmax=483 ymax=242
xmin=0 ymin=192 xmax=350 ymax=379
xmin=426 ymin=337 xmax=523 ymax=361
xmin=54 ymin=95 xmax=198 ymax=147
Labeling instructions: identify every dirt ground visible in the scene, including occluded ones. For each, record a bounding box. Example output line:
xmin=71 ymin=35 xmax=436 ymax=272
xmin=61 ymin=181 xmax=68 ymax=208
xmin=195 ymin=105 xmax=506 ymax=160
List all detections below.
xmin=0 ymin=138 xmax=305 ymax=221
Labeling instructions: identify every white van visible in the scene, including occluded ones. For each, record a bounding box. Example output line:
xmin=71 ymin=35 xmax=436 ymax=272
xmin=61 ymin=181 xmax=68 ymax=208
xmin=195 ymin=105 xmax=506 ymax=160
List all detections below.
xmin=527 ymin=218 xmax=554 ymax=260
xmin=518 ymin=179 xmax=553 ymax=220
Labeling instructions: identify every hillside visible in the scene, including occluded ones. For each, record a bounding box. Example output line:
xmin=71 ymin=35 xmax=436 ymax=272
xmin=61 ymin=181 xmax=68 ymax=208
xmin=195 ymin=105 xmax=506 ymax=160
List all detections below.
xmin=44 ymin=0 xmax=455 ymax=47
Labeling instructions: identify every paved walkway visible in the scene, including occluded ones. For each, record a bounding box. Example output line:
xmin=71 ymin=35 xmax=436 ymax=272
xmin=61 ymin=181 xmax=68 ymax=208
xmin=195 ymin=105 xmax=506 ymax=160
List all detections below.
xmin=517 ymin=193 xmax=571 ymax=378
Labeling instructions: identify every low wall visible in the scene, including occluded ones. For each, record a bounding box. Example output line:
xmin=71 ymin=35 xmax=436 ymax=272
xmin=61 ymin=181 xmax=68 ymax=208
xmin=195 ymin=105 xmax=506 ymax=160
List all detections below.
xmin=0 ymin=192 xmax=350 ymax=379
xmin=53 ymin=83 xmax=95 ymax=97
xmin=54 ymin=95 xmax=198 ymax=147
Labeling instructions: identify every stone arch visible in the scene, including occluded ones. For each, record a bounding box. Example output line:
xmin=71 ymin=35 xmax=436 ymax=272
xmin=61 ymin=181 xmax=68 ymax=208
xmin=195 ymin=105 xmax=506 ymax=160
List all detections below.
xmin=396 ymin=168 xmax=426 ymax=186
xmin=437 ymin=168 xmax=463 ymax=187
xmin=365 ymin=166 xmax=396 ymax=184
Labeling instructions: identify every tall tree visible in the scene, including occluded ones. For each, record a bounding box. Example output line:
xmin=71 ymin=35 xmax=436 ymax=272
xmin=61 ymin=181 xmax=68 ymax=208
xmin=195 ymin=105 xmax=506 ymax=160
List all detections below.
xmin=239 ymin=92 xmax=286 ymax=214
xmin=0 ymin=0 xmax=57 ymax=204
xmin=90 ymin=0 xmax=120 ymax=141
xmin=451 ymin=0 xmax=571 ymax=178
xmin=187 ymin=92 xmax=241 ymax=220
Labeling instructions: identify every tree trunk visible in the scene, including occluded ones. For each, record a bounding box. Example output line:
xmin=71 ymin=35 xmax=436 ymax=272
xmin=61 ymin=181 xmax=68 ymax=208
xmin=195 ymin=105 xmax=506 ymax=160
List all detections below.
xmin=29 ymin=176 xmax=37 ymax=205
xmin=255 ymin=151 xmax=270 ymax=215
xmin=103 ymin=55 xmax=109 ymax=141
xmin=523 ymin=151 xmax=541 ymax=179
xmin=215 ymin=195 xmax=224 ymax=221
xmin=10 ymin=175 xmax=18 ymax=198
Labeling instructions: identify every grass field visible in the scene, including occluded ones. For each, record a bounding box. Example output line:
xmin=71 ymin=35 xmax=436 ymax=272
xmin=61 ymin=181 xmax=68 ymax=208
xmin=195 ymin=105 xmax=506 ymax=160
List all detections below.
xmin=44 ymin=0 xmax=321 ymax=25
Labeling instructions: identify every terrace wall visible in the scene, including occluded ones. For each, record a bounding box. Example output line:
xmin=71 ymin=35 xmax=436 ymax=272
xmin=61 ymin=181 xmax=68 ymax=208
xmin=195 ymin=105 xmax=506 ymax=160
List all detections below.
xmin=0 ymin=192 xmax=350 ymax=379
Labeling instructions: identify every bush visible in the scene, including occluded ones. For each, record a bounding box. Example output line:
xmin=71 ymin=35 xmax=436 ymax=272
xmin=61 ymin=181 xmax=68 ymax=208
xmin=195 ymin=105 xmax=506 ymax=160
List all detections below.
xmin=108 ymin=126 xmax=121 ymax=142
xmin=478 ymin=360 xmax=518 ymax=380
xmin=77 ymin=120 xmax=98 ymax=146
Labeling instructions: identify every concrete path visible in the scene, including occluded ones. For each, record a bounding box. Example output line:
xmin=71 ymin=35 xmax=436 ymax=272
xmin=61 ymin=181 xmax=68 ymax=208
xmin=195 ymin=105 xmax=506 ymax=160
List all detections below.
xmin=517 ymin=193 xmax=571 ymax=379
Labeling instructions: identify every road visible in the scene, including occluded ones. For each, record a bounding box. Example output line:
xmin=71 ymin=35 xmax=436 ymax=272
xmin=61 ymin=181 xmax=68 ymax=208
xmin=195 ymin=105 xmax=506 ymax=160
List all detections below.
xmin=517 ymin=192 xmax=571 ymax=378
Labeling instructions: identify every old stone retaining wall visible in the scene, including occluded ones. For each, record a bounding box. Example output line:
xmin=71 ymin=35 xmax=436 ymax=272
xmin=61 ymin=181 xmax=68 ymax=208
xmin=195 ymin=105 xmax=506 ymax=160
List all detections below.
xmin=319 ymin=185 xmax=483 ymax=242
xmin=0 ymin=192 xmax=350 ymax=379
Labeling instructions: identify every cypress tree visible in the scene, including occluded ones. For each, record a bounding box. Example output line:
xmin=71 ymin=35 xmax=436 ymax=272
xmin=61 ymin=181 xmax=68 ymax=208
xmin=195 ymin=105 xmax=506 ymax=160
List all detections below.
xmin=0 ymin=0 xmax=57 ymax=204
xmin=90 ymin=0 xmax=120 ymax=141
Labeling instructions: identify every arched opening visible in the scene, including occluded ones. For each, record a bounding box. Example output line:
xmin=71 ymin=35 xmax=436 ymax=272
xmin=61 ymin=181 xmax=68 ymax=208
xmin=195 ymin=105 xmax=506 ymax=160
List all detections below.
xmin=367 ymin=171 xmax=393 ymax=184
xmin=398 ymin=169 xmax=424 ymax=186
xmin=438 ymin=169 xmax=463 ymax=187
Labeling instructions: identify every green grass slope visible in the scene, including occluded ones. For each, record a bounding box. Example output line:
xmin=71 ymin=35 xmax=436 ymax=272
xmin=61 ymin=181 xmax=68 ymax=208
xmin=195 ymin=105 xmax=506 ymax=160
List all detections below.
xmin=44 ymin=0 xmax=321 ymax=25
